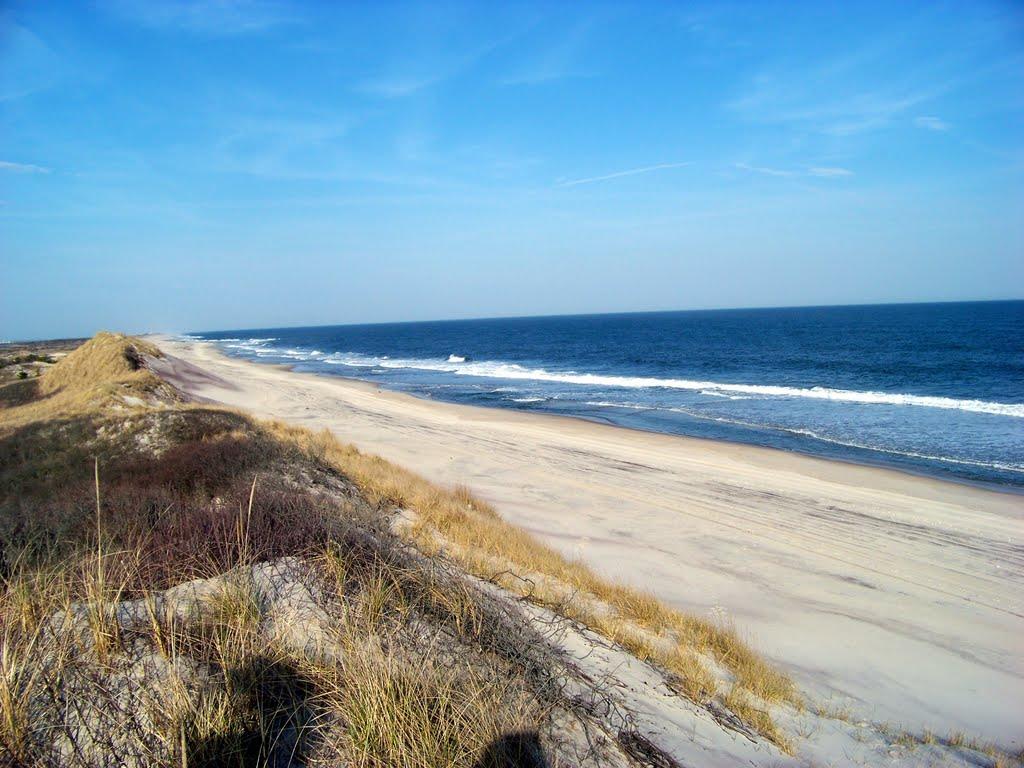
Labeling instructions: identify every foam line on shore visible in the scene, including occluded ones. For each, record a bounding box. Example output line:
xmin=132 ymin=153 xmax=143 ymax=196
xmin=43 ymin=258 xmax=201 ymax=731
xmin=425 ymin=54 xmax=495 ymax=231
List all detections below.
xmin=195 ymin=336 xmax=1024 ymax=418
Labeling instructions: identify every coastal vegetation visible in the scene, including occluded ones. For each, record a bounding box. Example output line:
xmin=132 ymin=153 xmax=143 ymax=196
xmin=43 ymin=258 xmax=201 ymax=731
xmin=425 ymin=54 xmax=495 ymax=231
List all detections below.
xmin=0 ymin=333 xmax=1016 ymax=767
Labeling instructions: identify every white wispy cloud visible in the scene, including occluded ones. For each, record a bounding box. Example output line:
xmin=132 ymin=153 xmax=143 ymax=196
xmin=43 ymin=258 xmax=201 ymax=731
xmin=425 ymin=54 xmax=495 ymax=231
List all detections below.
xmin=0 ymin=160 xmax=51 ymax=174
xmin=808 ymin=166 xmax=854 ymax=177
xmin=102 ymin=0 xmax=295 ymax=35
xmin=0 ymin=24 xmax=63 ymax=102
xmin=734 ymin=161 xmax=794 ymax=177
xmin=212 ymin=113 xmax=352 ymax=178
xmin=735 ymin=162 xmax=852 ymax=178
xmin=354 ymin=30 xmax=513 ymax=99
xmin=724 ymin=28 xmax=964 ymax=138
xmin=501 ymin=20 xmax=596 ymax=86
xmin=354 ymin=75 xmax=441 ymax=99
xmin=556 ymin=162 xmax=692 ymax=187
xmin=728 ymin=77 xmax=943 ymax=136
xmin=501 ymin=68 xmax=593 ymax=87
xmin=915 ymin=115 xmax=950 ymax=131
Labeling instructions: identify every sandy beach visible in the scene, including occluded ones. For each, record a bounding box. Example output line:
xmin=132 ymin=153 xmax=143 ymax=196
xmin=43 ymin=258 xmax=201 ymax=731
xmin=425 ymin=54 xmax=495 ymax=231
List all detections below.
xmin=153 ymin=336 xmax=1023 ymax=746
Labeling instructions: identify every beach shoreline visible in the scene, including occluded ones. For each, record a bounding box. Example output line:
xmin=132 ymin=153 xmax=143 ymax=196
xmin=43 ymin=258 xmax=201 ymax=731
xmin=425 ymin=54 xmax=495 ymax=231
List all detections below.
xmin=151 ymin=335 xmax=1024 ymax=746
xmin=284 ymin=362 xmax=1024 ymax=498
xmin=178 ymin=338 xmax=1024 ymax=505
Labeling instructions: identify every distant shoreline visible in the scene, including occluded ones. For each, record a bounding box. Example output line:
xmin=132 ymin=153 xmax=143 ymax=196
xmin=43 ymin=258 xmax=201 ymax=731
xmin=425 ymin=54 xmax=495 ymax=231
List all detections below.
xmin=153 ymin=335 xmax=1023 ymax=520
xmin=187 ymin=332 xmax=1024 ymax=498
xmin=276 ymin=357 xmax=1024 ymax=498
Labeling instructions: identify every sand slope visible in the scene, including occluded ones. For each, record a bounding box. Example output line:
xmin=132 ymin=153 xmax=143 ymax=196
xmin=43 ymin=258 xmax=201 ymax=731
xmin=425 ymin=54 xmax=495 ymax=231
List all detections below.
xmin=153 ymin=337 xmax=1023 ymax=747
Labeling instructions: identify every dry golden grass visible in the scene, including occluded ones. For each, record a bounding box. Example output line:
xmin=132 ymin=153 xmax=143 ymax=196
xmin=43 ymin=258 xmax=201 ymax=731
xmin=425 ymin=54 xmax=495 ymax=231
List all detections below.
xmin=0 ymin=468 xmax=547 ymax=767
xmin=269 ymin=421 xmax=800 ymax=746
xmin=1 ymin=546 xmax=553 ymax=767
xmin=0 ymin=336 xmax=555 ymax=765
xmin=38 ymin=332 xmax=160 ymax=396
xmin=321 ymin=648 xmax=539 ymax=768
xmin=5 ymin=340 xmax=788 ymax=748
xmin=0 ymin=332 xmax=797 ymax=752
xmin=724 ymin=685 xmax=793 ymax=753
xmin=6 ymin=332 xmax=1023 ymax=766
xmin=0 ymin=332 xmax=178 ymax=430
xmin=0 ymin=619 xmax=44 ymax=762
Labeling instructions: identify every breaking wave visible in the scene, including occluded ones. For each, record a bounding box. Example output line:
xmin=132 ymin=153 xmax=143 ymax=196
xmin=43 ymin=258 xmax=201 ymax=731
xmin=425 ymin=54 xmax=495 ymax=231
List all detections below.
xmin=308 ymin=350 xmax=1024 ymax=418
xmin=199 ymin=338 xmax=1024 ymax=418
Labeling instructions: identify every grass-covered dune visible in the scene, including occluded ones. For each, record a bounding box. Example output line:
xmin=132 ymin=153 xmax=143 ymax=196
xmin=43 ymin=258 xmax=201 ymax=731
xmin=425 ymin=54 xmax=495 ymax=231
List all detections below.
xmin=0 ymin=333 xmax=1016 ymax=768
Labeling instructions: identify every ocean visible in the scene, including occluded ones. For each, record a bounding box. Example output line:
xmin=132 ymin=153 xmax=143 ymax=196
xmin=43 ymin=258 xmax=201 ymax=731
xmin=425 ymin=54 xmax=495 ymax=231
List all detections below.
xmin=189 ymin=300 xmax=1024 ymax=490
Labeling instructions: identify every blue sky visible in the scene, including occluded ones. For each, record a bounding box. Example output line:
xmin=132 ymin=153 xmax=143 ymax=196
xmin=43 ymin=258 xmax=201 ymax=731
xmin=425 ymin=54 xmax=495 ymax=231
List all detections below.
xmin=2 ymin=1 xmax=1022 ymax=339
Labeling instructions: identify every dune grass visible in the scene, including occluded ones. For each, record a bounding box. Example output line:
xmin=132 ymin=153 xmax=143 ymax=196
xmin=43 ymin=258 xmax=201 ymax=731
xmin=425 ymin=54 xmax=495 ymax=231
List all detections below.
xmin=0 ymin=335 xmax=567 ymax=766
xmin=2 ymin=331 xmax=798 ymax=765
xmin=0 ymin=549 xmax=548 ymax=766
xmin=0 ymin=430 xmax=548 ymax=765
xmin=0 ymin=332 xmax=179 ymax=430
xmin=6 ymin=332 xmax=1022 ymax=767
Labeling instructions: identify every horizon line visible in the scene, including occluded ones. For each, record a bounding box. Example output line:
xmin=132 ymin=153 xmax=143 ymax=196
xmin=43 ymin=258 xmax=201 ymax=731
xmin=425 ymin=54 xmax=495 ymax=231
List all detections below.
xmin=176 ymin=296 xmax=1024 ymax=338
xmin=5 ymin=297 xmax=1021 ymax=344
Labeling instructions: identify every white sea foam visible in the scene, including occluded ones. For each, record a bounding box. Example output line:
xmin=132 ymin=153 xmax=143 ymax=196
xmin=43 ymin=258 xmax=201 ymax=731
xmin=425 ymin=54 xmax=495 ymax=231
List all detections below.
xmin=700 ymin=389 xmax=751 ymax=400
xmin=222 ymin=337 xmax=279 ymax=354
xmin=204 ymin=338 xmax=1023 ymax=477
xmin=582 ymin=401 xmax=1024 ymax=474
xmin=307 ymin=352 xmax=1024 ymax=418
xmin=780 ymin=428 xmax=1024 ymax=474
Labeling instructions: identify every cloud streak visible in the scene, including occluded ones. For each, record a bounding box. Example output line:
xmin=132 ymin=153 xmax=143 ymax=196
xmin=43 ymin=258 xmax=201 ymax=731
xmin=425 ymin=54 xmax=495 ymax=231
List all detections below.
xmin=0 ymin=25 xmax=64 ymax=102
xmin=728 ymin=78 xmax=944 ymax=136
xmin=101 ymin=0 xmax=295 ymax=36
xmin=723 ymin=27 xmax=972 ymax=138
xmin=915 ymin=115 xmax=950 ymax=131
xmin=0 ymin=160 xmax=51 ymax=174
xmin=355 ymin=29 xmax=518 ymax=99
xmin=557 ymin=162 xmax=692 ymax=187
xmin=735 ymin=162 xmax=852 ymax=179
xmin=354 ymin=75 xmax=441 ymax=98
xmin=809 ymin=166 xmax=854 ymax=177
xmin=501 ymin=19 xmax=597 ymax=86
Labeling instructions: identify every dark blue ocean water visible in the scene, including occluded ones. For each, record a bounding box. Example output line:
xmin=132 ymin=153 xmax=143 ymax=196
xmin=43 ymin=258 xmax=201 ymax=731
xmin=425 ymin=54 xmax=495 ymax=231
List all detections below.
xmin=191 ymin=301 xmax=1024 ymax=489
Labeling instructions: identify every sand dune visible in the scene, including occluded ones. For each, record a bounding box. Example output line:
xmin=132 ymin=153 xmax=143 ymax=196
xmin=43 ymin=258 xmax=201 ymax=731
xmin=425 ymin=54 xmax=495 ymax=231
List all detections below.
xmin=153 ymin=337 xmax=1023 ymax=747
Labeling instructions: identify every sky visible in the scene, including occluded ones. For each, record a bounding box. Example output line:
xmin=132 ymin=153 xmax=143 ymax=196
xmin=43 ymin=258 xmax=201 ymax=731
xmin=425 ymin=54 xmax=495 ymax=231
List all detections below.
xmin=1 ymin=1 xmax=1023 ymax=340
